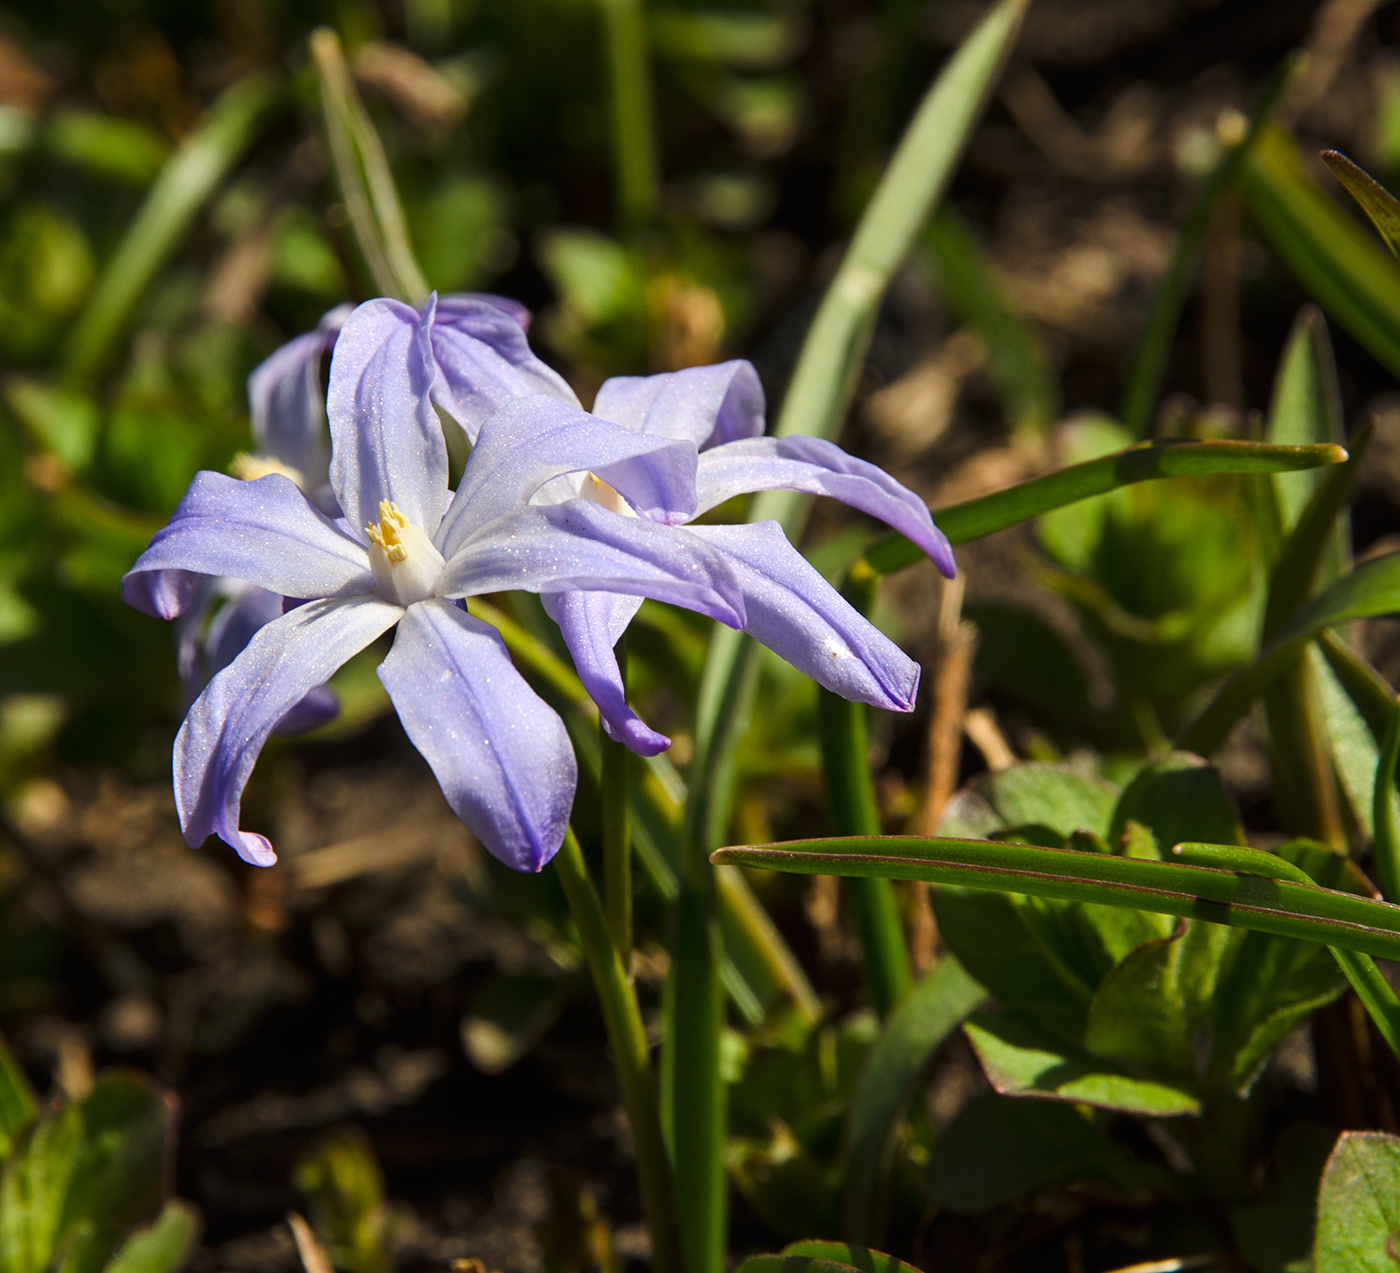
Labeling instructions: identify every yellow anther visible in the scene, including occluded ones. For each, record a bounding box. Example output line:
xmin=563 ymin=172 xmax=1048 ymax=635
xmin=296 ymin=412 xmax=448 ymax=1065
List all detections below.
xmin=365 ymin=501 xmax=409 ymax=562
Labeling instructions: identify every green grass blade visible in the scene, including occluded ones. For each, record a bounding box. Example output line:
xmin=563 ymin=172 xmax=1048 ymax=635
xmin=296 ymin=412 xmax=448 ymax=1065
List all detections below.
xmin=1245 ymin=126 xmax=1400 ymax=381
xmin=1120 ymin=58 xmax=1294 ymax=437
xmin=600 ymin=0 xmax=658 ymax=229
xmin=1180 ymin=551 xmax=1400 ymax=755
xmin=864 ymin=439 xmax=1346 ymax=575
xmin=842 ymin=957 xmax=984 ymax=1245
xmin=311 ymin=28 xmax=428 ymax=304
xmin=818 ymin=566 xmax=912 ymax=1015
xmin=924 ymin=207 xmax=1057 ymax=435
xmin=62 ymin=72 xmax=282 ymax=379
xmin=670 ymin=13 xmax=1025 ymax=1265
xmin=710 ymin=836 xmax=1400 ymax=961
xmin=1320 ymin=149 xmax=1400 ymax=258
xmin=1375 ymin=700 xmax=1400 ymax=904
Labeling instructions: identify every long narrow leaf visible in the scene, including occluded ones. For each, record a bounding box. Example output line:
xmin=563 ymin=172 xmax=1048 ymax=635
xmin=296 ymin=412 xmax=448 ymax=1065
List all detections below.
xmin=1321 ymin=149 xmax=1400 ymax=258
xmin=1180 ymin=551 xmax=1400 ymax=755
xmin=864 ymin=439 xmax=1346 ymax=575
xmin=1245 ymin=126 xmax=1400 ymax=381
xmin=842 ymin=957 xmax=984 ymax=1244
xmin=711 ymin=836 xmax=1400 ymax=961
xmin=1375 ymin=700 xmax=1400 ymax=904
xmin=63 ymin=72 xmax=282 ymax=379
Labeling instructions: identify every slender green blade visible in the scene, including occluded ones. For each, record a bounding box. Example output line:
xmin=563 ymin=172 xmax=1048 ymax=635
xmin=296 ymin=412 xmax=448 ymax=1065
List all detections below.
xmin=1321 ymin=149 xmax=1400 ymax=258
xmin=1180 ymin=551 xmax=1400 ymax=755
xmin=782 ymin=1242 xmax=922 ymax=1273
xmin=710 ymin=836 xmax=1400 ymax=961
xmin=865 ymin=439 xmax=1346 ymax=575
xmin=62 ymin=72 xmax=282 ymax=379
xmin=0 ymin=1030 xmax=36 ymax=1158
xmin=1374 ymin=700 xmax=1400 ymax=904
xmin=1245 ymin=126 xmax=1400 ymax=381
xmin=842 ymin=958 xmax=984 ymax=1244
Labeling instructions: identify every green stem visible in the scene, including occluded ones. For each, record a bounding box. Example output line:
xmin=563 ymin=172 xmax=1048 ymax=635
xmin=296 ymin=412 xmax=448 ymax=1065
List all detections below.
xmin=816 ymin=566 xmax=913 ymax=1015
xmin=554 ymin=829 xmax=682 ymax=1273
xmin=63 ymin=72 xmax=282 ymax=380
xmin=599 ymin=0 xmax=658 ymax=230
xmin=603 ymin=635 xmax=634 ymax=956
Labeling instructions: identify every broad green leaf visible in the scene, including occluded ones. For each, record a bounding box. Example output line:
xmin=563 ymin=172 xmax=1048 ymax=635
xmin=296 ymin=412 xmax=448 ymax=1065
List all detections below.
xmin=1244 ymin=126 xmax=1400 ymax=383
xmin=1083 ymin=927 xmax=1195 ymax=1084
xmin=939 ymin=763 xmax=1117 ymax=843
xmin=1315 ymin=646 xmax=1386 ymax=839
xmin=0 ymin=1073 xmax=172 ymax=1273
xmin=710 ymin=835 xmax=1400 ymax=961
xmin=734 ymin=1258 xmax=859 ymax=1273
xmin=1109 ymin=752 xmax=1245 ymax=853
xmin=0 ymin=1030 xmax=35 ymax=1159
xmin=99 ymin=1202 xmax=198 ymax=1273
xmin=779 ymin=1242 xmax=919 ymax=1273
xmin=964 ymin=1013 xmax=1200 ymax=1116
xmin=1314 ymin=1131 xmax=1400 ymax=1272
xmin=924 ymin=207 xmax=1057 ymax=435
xmin=1321 ymin=150 xmax=1400 ymax=257
xmin=930 ymin=889 xmax=1094 ymax=1041
xmin=63 ymin=72 xmax=282 ymax=379
xmin=866 ymin=439 xmax=1346 ymax=575
xmin=926 ymin=1092 xmax=1172 ymax=1213
xmin=1180 ymin=551 xmax=1400 ymax=757
xmin=842 ymin=958 xmax=984 ymax=1243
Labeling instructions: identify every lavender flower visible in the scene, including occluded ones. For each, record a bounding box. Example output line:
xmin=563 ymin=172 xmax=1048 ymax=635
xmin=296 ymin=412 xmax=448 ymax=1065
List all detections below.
xmin=540 ymin=362 xmax=956 ymax=754
xmin=171 ymin=293 xmax=567 ymax=735
xmin=124 ymin=302 xmax=747 ymax=873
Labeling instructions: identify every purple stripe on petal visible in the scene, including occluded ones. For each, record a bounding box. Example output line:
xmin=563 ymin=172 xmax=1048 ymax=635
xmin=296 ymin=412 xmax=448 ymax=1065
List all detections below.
xmin=686 ymin=521 xmax=921 ymax=712
xmin=326 ymin=296 xmax=447 ymax=535
xmin=438 ymin=396 xmax=700 ymax=551
xmin=121 ymin=472 xmax=374 ymax=616
xmin=440 ymin=500 xmax=745 ymax=629
xmin=174 ymin=596 xmax=400 ymax=865
xmin=592 ymin=360 xmax=766 ymax=449
xmin=379 ymin=598 xmax=576 ymax=871
xmin=542 ymin=592 xmax=667 ymax=755
xmin=694 ymin=435 xmax=956 ymax=578
xmin=429 ymin=295 xmax=578 ymax=440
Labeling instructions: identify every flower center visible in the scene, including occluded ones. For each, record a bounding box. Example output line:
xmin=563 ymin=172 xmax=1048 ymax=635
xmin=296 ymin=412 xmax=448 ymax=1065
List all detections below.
xmin=365 ymin=501 xmax=445 ymax=607
xmin=582 ymin=472 xmax=636 ymax=518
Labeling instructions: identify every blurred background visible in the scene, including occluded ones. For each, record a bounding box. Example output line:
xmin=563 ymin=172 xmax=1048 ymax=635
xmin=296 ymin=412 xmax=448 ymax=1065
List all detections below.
xmin=5 ymin=1 xmax=1400 ymax=1270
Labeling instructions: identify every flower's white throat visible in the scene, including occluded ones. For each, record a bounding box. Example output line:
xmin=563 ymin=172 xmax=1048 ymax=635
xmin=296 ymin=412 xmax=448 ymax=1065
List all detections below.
xmin=366 ymin=501 xmax=445 ymax=606
xmin=581 ymin=472 xmax=636 ymax=517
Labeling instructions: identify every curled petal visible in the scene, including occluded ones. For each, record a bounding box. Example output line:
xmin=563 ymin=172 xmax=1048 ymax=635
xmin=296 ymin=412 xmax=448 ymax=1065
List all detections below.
xmin=439 ymin=396 xmax=700 ymax=551
xmin=174 ymin=596 xmax=400 ymax=864
xmin=429 ymin=294 xmax=578 ymax=440
xmin=326 ymin=296 xmax=447 ymax=535
xmin=122 ymin=472 xmax=374 ymax=617
xmin=686 ymin=521 xmax=921 ymax=712
xmin=379 ymin=598 xmax=576 ymax=871
xmin=695 ymin=436 xmax=956 ymax=578
xmin=542 ymin=592 xmax=666 ymax=755
xmin=441 ymin=500 xmax=745 ymax=629
xmin=592 ymin=360 xmax=765 ymax=448
xmin=247 ymin=303 xmax=350 ymax=489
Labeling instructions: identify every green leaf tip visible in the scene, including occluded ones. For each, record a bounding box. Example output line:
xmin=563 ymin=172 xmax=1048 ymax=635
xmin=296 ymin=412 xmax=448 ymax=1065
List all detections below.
xmin=1321 ymin=149 xmax=1400 ymax=259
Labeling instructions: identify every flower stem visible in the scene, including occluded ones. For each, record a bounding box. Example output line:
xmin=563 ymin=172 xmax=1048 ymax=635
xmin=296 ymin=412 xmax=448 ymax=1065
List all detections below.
xmin=816 ymin=564 xmax=913 ymax=1015
xmin=555 ymin=828 xmax=681 ymax=1273
xmin=598 ymin=0 xmax=658 ymax=231
xmin=603 ymin=635 xmax=633 ymax=956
